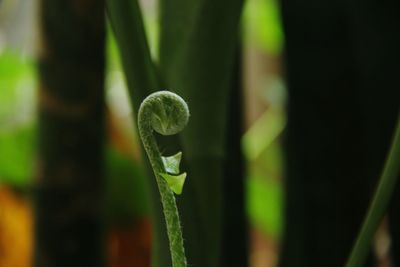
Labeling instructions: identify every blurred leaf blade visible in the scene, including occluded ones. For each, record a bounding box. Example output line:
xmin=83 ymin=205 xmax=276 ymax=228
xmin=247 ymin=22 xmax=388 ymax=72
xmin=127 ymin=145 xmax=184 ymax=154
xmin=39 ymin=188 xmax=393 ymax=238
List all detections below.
xmin=159 ymin=0 xmax=245 ymax=266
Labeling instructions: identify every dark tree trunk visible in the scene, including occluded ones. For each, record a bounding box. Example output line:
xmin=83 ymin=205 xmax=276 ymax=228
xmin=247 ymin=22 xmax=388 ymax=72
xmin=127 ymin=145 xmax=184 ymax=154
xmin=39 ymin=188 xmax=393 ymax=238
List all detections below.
xmin=34 ymin=0 xmax=106 ymax=266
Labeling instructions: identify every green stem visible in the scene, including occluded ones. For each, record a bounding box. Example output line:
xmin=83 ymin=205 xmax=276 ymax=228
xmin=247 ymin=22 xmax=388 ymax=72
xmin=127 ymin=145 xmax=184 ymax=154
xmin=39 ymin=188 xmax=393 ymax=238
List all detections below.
xmin=345 ymin=115 xmax=400 ymax=267
xmin=138 ymin=91 xmax=189 ymax=267
xmin=106 ymin=0 xmax=159 ymax=106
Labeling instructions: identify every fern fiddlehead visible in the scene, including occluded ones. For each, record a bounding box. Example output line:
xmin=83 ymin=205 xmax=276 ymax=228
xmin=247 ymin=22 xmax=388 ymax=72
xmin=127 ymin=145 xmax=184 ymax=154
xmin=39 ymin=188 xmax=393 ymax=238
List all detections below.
xmin=138 ymin=91 xmax=189 ymax=267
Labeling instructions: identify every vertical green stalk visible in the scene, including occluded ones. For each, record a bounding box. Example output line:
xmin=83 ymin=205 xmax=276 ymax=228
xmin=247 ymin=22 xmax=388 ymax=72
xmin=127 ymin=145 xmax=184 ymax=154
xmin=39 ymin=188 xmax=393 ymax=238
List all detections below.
xmin=159 ymin=1 xmax=244 ymax=265
xmin=138 ymin=91 xmax=189 ymax=267
xmin=345 ymin=115 xmax=400 ymax=267
xmin=106 ymin=0 xmax=159 ymax=106
xmin=107 ymin=1 xmax=182 ymax=265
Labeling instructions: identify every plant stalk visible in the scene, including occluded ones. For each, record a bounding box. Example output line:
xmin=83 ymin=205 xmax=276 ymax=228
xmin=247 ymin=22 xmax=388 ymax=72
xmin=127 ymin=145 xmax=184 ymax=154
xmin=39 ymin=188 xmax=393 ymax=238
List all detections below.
xmin=138 ymin=92 xmax=188 ymax=267
xmin=345 ymin=115 xmax=400 ymax=267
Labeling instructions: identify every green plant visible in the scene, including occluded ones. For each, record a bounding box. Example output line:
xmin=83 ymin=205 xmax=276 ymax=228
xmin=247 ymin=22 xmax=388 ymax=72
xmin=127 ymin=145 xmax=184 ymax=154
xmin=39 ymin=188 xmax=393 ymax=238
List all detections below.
xmin=138 ymin=91 xmax=189 ymax=267
xmin=345 ymin=115 xmax=400 ymax=267
xmin=107 ymin=0 xmax=244 ymax=264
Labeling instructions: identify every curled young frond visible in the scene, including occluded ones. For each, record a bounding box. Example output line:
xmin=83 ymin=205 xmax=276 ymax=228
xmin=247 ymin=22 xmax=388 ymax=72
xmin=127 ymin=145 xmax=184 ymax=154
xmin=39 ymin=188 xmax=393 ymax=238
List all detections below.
xmin=138 ymin=90 xmax=188 ymax=267
xmin=139 ymin=91 xmax=189 ymax=136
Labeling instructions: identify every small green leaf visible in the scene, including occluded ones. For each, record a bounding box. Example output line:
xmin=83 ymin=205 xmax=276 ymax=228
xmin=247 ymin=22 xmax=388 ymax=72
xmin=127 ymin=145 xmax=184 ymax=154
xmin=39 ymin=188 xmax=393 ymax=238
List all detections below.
xmin=160 ymin=172 xmax=187 ymax=195
xmin=162 ymin=152 xmax=182 ymax=175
